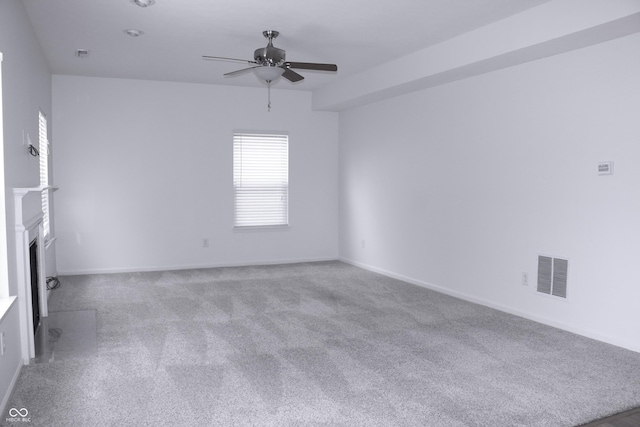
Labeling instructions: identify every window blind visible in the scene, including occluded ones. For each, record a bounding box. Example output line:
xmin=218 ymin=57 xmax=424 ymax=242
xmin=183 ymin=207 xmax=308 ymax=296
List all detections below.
xmin=233 ymin=133 xmax=288 ymax=227
xmin=38 ymin=111 xmax=50 ymax=237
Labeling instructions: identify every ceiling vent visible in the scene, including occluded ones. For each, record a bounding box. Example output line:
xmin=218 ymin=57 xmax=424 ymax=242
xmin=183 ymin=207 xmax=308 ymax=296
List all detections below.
xmin=537 ymin=256 xmax=568 ymax=298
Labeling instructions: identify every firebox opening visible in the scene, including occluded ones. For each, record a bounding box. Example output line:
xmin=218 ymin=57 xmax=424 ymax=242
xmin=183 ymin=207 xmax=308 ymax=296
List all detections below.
xmin=29 ymin=238 xmax=40 ymax=334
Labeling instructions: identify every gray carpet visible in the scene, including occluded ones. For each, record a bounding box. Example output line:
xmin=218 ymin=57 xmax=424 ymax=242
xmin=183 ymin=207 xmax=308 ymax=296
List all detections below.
xmin=4 ymin=261 xmax=640 ymax=426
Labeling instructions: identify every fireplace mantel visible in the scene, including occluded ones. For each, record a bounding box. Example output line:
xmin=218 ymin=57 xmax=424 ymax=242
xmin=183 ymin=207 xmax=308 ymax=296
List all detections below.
xmin=13 ymin=185 xmax=58 ymax=197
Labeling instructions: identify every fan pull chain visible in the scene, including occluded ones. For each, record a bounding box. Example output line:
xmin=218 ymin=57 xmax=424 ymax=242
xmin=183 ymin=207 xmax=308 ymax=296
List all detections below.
xmin=267 ymin=80 xmax=272 ymax=112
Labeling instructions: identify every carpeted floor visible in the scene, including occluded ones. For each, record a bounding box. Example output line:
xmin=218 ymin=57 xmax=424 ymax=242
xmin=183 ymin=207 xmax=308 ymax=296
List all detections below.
xmin=4 ymin=261 xmax=640 ymax=426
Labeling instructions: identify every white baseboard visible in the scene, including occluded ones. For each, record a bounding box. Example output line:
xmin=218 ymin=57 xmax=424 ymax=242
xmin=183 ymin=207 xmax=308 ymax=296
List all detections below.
xmin=57 ymin=256 xmax=339 ymax=276
xmin=0 ymin=360 xmax=23 ymax=419
xmin=339 ymin=257 xmax=640 ymax=354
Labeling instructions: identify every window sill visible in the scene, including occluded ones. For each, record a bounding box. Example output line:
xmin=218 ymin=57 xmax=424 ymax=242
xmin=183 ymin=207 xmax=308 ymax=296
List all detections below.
xmin=233 ymin=225 xmax=290 ymax=232
xmin=44 ymin=236 xmax=57 ymax=250
xmin=0 ymin=296 xmax=17 ymax=323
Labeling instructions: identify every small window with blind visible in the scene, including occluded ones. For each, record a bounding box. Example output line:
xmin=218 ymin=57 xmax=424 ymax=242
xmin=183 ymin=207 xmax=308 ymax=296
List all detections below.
xmin=233 ymin=132 xmax=289 ymax=228
xmin=38 ymin=111 xmax=51 ymax=238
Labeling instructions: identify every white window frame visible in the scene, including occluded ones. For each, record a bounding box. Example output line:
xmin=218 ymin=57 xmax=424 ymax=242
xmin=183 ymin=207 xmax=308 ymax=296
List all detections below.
xmin=0 ymin=51 xmax=9 ymax=298
xmin=233 ymin=132 xmax=289 ymax=229
xmin=38 ymin=110 xmax=50 ymax=238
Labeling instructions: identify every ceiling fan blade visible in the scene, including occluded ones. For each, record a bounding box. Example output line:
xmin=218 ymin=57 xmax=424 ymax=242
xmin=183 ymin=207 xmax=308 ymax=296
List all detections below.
xmin=285 ymin=62 xmax=337 ymax=72
xmin=224 ymin=66 xmax=259 ymax=77
xmin=202 ymin=55 xmax=258 ymax=65
xmin=281 ymin=68 xmax=304 ymax=82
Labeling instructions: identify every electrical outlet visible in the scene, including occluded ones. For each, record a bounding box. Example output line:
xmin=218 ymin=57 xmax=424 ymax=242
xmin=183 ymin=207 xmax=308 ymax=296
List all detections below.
xmin=202 ymin=238 xmax=209 ymax=248
xmin=361 ymin=239 xmax=366 ymax=249
xmin=522 ymin=272 xmax=529 ymax=286
xmin=0 ymin=331 xmax=5 ymax=356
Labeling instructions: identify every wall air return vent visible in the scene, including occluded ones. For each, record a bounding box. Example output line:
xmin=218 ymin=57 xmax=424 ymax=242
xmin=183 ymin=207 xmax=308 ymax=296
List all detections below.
xmin=537 ymin=255 xmax=568 ymax=298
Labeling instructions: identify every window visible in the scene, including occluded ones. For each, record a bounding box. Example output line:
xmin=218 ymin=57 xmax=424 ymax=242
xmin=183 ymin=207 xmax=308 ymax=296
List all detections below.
xmin=38 ymin=111 xmax=50 ymax=238
xmin=0 ymin=52 xmax=9 ymax=297
xmin=233 ymin=132 xmax=289 ymax=228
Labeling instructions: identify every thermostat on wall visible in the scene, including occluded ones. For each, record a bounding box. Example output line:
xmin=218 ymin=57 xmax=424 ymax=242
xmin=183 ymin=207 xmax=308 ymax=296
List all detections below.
xmin=598 ymin=161 xmax=613 ymax=175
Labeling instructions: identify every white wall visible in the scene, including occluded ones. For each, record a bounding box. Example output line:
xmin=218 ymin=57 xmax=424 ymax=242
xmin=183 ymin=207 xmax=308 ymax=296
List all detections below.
xmin=53 ymin=76 xmax=339 ymax=274
xmin=0 ymin=302 xmax=20 ymax=414
xmin=1 ymin=0 xmax=53 ymax=296
xmin=339 ymin=32 xmax=640 ymax=352
xmin=0 ymin=0 xmax=52 ymax=413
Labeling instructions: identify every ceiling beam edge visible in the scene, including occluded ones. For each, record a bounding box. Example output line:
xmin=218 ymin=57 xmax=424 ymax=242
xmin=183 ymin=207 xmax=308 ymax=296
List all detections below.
xmin=312 ymin=0 xmax=640 ymax=112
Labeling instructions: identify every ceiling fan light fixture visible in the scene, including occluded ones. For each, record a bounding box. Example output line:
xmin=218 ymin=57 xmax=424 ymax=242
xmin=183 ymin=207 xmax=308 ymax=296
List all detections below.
xmin=253 ymin=66 xmax=284 ymax=82
xmin=131 ymin=0 xmax=155 ymax=7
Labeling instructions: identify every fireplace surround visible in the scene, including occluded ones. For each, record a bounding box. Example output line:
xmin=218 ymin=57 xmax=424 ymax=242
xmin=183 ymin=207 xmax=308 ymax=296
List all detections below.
xmin=13 ymin=186 xmax=56 ymax=362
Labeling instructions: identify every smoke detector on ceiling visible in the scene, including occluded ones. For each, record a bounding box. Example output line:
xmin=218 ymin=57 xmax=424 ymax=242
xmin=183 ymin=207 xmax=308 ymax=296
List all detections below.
xmin=131 ymin=0 xmax=155 ymax=7
xmin=124 ymin=29 xmax=144 ymax=37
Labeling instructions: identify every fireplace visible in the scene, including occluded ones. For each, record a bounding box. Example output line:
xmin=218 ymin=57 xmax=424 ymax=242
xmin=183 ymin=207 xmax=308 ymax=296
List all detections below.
xmin=30 ymin=239 xmax=41 ymax=334
xmin=14 ymin=186 xmax=56 ymax=362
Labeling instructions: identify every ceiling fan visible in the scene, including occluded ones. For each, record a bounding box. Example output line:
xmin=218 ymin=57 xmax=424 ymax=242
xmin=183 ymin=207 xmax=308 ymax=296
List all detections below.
xmin=202 ymin=30 xmax=338 ymax=110
xmin=203 ymin=30 xmax=338 ymax=83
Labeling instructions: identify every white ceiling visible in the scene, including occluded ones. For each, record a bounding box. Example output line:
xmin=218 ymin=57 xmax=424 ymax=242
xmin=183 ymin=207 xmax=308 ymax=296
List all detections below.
xmin=23 ymin=0 xmax=554 ymax=91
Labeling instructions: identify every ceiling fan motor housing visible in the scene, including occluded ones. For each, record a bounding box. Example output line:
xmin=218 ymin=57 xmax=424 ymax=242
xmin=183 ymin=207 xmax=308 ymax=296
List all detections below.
xmin=254 ymin=46 xmax=285 ymax=66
